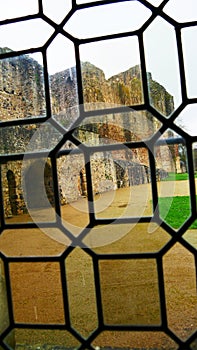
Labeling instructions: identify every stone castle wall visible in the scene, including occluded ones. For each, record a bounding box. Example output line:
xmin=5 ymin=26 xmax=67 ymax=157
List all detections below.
xmin=0 ymin=50 xmax=176 ymax=217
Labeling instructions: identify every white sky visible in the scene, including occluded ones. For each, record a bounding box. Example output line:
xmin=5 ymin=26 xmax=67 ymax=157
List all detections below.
xmin=0 ymin=0 xmax=197 ymax=133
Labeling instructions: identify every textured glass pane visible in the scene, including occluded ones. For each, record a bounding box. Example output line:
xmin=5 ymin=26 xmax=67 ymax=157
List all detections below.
xmin=0 ymin=53 xmax=45 ymax=121
xmin=64 ymin=2 xmax=151 ymax=39
xmin=144 ymin=17 xmax=182 ymax=113
xmin=0 ymin=19 xmax=54 ymax=51
xmin=48 ymin=35 xmax=79 ymax=129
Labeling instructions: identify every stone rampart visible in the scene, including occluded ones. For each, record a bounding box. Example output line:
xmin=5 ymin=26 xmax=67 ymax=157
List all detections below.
xmin=0 ymin=49 xmax=175 ymax=217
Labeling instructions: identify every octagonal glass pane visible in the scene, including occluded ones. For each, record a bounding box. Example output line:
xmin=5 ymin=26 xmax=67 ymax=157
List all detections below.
xmin=144 ymin=17 xmax=182 ymax=114
xmin=64 ymin=1 xmax=151 ymax=39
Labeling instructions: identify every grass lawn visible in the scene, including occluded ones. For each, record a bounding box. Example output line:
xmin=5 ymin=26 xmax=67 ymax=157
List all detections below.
xmin=162 ymin=172 xmax=197 ymax=181
xmin=159 ymin=173 xmax=197 ymax=228
xmin=159 ymin=195 xmax=197 ymax=229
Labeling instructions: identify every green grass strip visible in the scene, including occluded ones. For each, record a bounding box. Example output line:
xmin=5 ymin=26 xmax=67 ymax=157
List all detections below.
xmin=162 ymin=172 xmax=197 ymax=182
xmin=159 ymin=196 xmax=197 ymax=229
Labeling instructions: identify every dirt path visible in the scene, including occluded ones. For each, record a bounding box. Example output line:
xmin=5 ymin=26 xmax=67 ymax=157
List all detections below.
xmin=0 ymin=181 xmax=197 ymax=349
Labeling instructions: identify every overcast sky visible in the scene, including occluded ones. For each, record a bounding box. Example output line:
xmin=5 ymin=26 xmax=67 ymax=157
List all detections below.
xmin=0 ymin=0 xmax=196 ymax=134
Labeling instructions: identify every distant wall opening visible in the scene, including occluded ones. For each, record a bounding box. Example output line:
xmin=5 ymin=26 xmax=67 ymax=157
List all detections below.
xmin=7 ymin=170 xmax=17 ymax=215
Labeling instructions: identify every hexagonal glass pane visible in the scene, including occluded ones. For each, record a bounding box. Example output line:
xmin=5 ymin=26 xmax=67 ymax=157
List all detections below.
xmin=48 ymin=35 xmax=79 ymax=129
xmin=90 ymin=148 xmax=152 ymax=219
xmin=0 ymin=228 xmax=68 ymax=257
xmin=182 ymin=27 xmax=197 ymax=98
xmin=0 ymin=0 xmax=38 ymax=21
xmin=0 ymin=19 xmax=54 ymax=51
xmin=99 ymin=258 xmax=160 ymax=325
xmin=0 ymin=122 xmax=63 ymax=155
xmin=42 ymin=0 xmax=72 ymax=24
xmin=73 ymin=110 xmax=161 ymax=145
xmin=57 ymin=146 xmax=89 ymax=236
xmin=155 ymin=130 xmax=190 ymax=230
xmin=83 ymin=223 xmax=170 ymax=253
xmin=164 ymin=0 xmax=197 ymax=22
xmin=8 ymin=329 xmax=80 ymax=349
xmin=92 ymin=331 xmax=178 ymax=350
xmin=79 ymin=36 xmax=143 ymax=110
xmin=144 ymin=17 xmax=182 ymax=115
xmin=65 ymin=248 xmax=98 ymax=337
xmin=10 ymin=261 xmax=65 ymax=324
xmin=174 ymin=104 xmax=197 ymax=136
xmin=163 ymin=243 xmax=197 ymax=340
xmin=64 ymin=2 xmax=151 ymax=39
xmin=0 ymin=53 xmax=45 ymax=122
